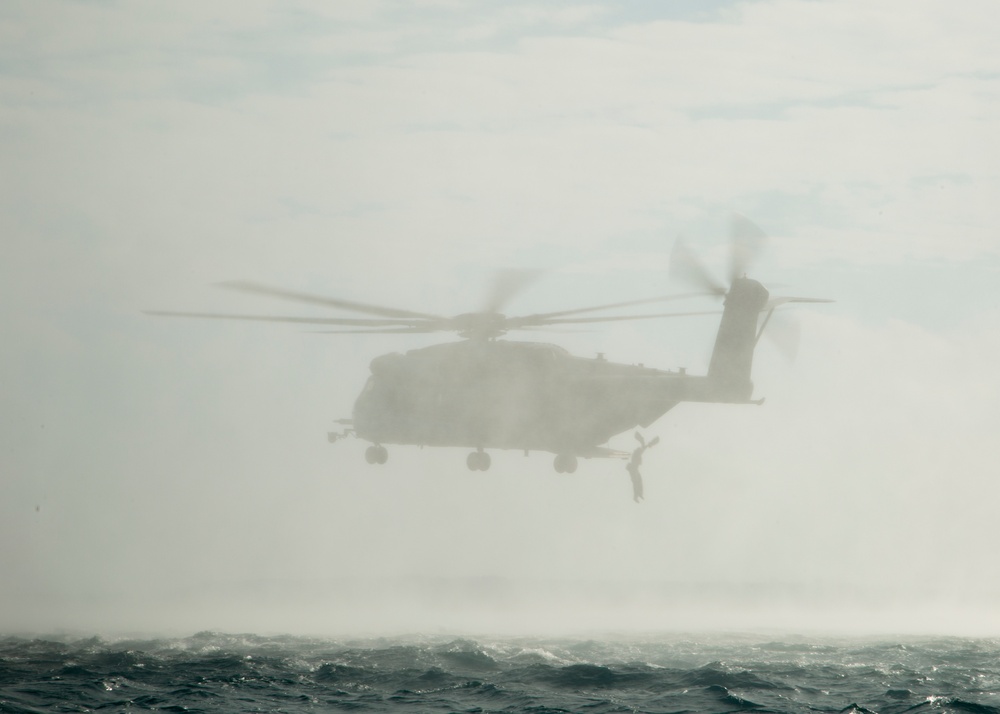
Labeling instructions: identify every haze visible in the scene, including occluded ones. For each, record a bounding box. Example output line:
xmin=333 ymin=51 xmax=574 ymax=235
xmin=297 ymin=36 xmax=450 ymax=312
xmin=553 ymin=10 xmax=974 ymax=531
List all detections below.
xmin=2 ymin=0 xmax=999 ymax=638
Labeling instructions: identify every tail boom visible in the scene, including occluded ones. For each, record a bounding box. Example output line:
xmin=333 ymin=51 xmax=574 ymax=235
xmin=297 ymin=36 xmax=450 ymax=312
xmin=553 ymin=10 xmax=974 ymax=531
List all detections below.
xmin=705 ymin=277 xmax=769 ymax=402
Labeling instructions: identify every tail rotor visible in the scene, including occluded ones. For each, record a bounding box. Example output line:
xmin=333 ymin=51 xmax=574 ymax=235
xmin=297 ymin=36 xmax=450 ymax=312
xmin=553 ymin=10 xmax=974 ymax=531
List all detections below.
xmin=668 ymin=212 xmax=768 ymax=298
xmin=667 ymin=214 xmax=831 ymax=397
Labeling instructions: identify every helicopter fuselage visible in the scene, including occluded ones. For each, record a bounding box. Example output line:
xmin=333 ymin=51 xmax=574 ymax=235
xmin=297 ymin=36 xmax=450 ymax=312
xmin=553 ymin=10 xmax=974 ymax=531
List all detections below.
xmin=351 ymin=338 xmax=746 ymax=458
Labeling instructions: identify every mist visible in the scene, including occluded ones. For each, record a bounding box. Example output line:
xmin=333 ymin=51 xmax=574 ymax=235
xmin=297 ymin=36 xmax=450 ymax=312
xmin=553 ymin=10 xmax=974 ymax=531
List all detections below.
xmin=3 ymin=0 xmax=999 ymax=640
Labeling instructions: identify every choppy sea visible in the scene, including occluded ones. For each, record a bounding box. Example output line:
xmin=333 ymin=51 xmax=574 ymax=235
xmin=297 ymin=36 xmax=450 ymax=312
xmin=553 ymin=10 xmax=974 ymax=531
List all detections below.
xmin=2 ymin=631 xmax=999 ymax=713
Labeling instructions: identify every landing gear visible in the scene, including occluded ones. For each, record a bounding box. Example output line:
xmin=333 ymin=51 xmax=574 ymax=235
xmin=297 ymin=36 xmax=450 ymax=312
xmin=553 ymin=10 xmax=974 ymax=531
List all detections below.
xmin=365 ymin=444 xmax=388 ymax=465
xmin=466 ymin=450 xmax=491 ymax=471
xmin=553 ymin=453 xmax=578 ymax=473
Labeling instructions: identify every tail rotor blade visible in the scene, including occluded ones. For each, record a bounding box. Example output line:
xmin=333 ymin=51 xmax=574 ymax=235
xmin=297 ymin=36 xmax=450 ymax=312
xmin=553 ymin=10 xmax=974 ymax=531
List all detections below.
xmin=728 ymin=213 xmax=768 ymax=283
xmin=761 ymin=311 xmax=801 ymax=363
xmin=669 ymin=238 xmax=726 ymax=296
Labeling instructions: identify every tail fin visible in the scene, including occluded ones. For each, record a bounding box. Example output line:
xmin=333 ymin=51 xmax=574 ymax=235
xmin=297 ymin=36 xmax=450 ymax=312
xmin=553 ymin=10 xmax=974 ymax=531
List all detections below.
xmin=707 ymin=277 xmax=769 ymax=401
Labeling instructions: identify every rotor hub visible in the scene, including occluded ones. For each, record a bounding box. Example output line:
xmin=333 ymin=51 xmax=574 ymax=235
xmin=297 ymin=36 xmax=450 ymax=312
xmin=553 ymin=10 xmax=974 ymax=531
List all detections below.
xmin=452 ymin=311 xmax=508 ymax=340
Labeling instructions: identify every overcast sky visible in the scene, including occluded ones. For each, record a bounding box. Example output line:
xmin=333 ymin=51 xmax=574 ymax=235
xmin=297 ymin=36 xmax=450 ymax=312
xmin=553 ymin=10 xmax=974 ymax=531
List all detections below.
xmin=2 ymin=0 xmax=1000 ymax=637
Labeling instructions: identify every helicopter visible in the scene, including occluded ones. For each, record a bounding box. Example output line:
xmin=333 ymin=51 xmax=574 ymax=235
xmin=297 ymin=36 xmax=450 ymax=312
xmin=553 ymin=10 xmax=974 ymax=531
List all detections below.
xmin=146 ymin=216 xmax=830 ymax=474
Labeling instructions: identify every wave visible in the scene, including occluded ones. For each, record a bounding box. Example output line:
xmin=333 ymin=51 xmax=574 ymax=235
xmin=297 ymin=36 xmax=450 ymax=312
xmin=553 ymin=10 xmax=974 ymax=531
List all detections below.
xmin=2 ymin=633 xmax=1000 ymax=713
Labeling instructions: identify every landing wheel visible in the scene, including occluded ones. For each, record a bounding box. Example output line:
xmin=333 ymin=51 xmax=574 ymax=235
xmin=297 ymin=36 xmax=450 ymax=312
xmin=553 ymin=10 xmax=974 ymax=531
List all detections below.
xmin=466 ymin=451 xmax=491 ymax=471
xmin=366 ymin=445 xmax=388 ymax=465
xmin=553 ymin=454 xmax=578 ymax=473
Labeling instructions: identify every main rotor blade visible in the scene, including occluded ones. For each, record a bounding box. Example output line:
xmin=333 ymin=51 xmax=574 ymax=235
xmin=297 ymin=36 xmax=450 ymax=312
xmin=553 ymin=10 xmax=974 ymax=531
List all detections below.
xmin=143 ymin=310 xmax=429 ymax=328
xmin=765 ymin=296 xmax=835 ymax=309
xmin=729 ymin=213 xmax=768 ymax=283
xmin=307 ymin=326 xmax=445 ymax=334
xmin=508 ymin=292 xmax=707 ymax=328
xmin=481 ymin=268 xmax=543 ymax=314
xmin=513 ymin=326 xmax=596 ymax=334
xmin=524 ymin=309 xmax=720 ymax=326
xmin=217 ymin=280 xmax=446 ymax=321
xmin=668 ymin=239 xmax=726 ymax=296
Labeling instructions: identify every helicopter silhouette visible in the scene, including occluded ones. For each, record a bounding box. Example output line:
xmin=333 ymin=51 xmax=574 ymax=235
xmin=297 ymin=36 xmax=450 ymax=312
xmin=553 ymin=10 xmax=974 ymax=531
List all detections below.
xmin=146 ymin=215 xmax=830 ymax=475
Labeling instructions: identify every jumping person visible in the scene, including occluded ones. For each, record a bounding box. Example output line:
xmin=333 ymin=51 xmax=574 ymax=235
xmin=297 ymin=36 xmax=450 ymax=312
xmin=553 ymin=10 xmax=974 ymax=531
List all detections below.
xmin=626 ymin=432 xmax=659 ymax=503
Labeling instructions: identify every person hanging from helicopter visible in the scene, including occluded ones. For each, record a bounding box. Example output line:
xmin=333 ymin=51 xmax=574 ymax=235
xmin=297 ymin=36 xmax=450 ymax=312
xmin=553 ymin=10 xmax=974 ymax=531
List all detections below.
xmin=626 ymin=432 xmax=660 ymax=503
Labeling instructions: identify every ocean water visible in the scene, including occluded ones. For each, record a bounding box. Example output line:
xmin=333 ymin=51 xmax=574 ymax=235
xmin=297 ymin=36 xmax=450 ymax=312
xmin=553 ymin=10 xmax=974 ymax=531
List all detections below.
xmin=2 ymin=632 xmax=999 ymax=713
